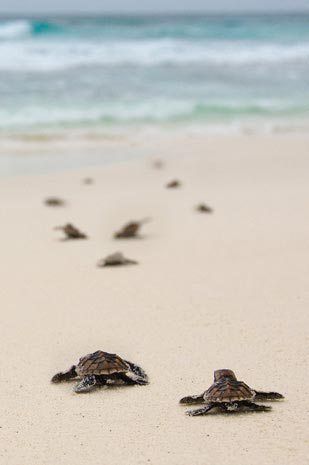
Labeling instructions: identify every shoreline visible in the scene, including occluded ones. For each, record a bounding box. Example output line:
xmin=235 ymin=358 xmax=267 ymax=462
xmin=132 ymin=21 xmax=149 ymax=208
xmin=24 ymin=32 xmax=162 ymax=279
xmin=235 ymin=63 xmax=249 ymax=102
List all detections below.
xmin=1 ymin=130 xmax=309 ymax=177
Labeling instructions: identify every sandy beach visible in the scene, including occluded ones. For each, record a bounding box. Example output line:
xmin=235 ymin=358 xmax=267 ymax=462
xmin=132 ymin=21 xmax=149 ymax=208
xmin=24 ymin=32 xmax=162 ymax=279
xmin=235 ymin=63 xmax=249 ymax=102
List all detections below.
xmin=0 ymin=134 xmax=308 ymax=465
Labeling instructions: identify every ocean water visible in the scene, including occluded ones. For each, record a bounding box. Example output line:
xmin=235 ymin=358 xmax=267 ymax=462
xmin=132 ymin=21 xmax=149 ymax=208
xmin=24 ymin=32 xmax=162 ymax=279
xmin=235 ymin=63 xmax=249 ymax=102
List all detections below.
xmin=0 ymin=14 xmax=309 ymax=134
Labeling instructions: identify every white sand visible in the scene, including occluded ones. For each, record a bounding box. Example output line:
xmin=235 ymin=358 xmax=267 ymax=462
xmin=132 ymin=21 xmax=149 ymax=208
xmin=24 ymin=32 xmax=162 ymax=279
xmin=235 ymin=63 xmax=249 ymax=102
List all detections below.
xmin=0 ymin=134 xmax=308 ymax=465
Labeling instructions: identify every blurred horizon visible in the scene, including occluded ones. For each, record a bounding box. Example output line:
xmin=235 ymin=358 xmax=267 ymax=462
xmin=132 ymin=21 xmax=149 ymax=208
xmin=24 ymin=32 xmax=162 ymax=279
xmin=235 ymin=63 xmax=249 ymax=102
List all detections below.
xmin=1 ymin=0 xmax=309 ymax=15
xmin=1 ymin=10 xmax=309 ymax=16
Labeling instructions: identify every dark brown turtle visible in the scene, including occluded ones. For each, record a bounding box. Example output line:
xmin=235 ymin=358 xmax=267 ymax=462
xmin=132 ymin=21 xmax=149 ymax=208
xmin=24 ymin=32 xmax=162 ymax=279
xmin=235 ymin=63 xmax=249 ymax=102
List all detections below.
xmin=97 ymin=252 xmax=138 ymax=267
xmin=45 ymin=197 xmax=65 ymax=207
xmin=166 ymin=179 xmax=181 ymax=188
xmin=114 ymin=218 xmax=150 ymax=239
xmin=196 ymin=203 xmax=213 ymax=213
xmin=180 ymin=369 xmax=284 ymax=416
xmin=55 ymin=223 xmax=87 ymax=240
xmin=51 ymin=350 xmax=148 ymax=393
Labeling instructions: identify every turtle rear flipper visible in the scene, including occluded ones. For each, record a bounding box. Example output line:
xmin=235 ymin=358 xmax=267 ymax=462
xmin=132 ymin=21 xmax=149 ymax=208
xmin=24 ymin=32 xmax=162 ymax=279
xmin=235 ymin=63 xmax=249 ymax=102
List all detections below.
xmin=254 ymin=390 xmax=284 ymax=401
xmin=240 ymin=401 xmax=272 ymax=412
xmin=186 ymin=404 xmax=216 ymax=416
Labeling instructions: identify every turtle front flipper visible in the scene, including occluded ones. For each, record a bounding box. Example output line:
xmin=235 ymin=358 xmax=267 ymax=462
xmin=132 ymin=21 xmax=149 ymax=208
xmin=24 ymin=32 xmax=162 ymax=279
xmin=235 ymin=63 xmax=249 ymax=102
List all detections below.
xmin=179 ymin=394 xmax=204 ymax=405
xmin=74 ymin=375 xmax=103 ymax=393
xmin=186 ymin=404 xmax=216 ymax=416
xmin=51 ymin=365 xmax=77 ymax=383
xmin=254 ymin=390 xmax=284 ymax=401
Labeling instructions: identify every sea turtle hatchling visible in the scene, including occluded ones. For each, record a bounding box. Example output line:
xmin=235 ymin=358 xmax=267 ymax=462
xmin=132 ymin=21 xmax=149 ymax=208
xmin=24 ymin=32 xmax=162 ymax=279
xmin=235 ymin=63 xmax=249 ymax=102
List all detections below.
xmin=97 ymin=252 xmax=138 ymax=267
xmin=166 ymin=179 xmax=181 ymax=188
xmin=114 ymin=218 xmax=150 ymax=239
xmin=83 ymin=177 xmax=94 ymax=185
xmin=196 ymin=203 xmax=213 ymax=213
xmin=180 ymin=369 xmax=284 ymax=416
xmin=55 ymin=223 xmax=87 ymax=240
xmin=51 ymin=350 xmax=148 ymax=393
xmin=45 ymin=197 xmax=65 ymax=207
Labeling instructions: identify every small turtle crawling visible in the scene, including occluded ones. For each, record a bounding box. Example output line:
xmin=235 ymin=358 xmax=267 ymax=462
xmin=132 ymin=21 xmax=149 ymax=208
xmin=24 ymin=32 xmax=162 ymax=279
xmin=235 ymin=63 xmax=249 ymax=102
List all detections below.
xmin=97 ymin=252 xmax=138 ymax=267
xmin=166 ymin=179 xmax=181 ymax=188
xmin=114 ymin=218 xmax=150 ymax=239
xmin=196 ymin=203 xmax=213 ymax=213
xmin=83 ymin=177 xmax=94 ymax=185
xmin=45 ymin=197 xmax=65 ymax=207
xmin=55 ymin=223 xmax=87 ymax=240
xmin=51 ymin=350 xmax=148 ymax=393
xmin=180 ymin=369 xmax=284 ymax=416
xmin=152 ymin=159 xmax=164 ymax=170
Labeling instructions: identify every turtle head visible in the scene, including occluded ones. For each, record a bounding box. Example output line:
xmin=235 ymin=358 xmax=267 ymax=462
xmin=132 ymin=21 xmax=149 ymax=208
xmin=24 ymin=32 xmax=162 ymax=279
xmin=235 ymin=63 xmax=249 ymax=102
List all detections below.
xmin=214 ymin=369 xmax=237 ymax=382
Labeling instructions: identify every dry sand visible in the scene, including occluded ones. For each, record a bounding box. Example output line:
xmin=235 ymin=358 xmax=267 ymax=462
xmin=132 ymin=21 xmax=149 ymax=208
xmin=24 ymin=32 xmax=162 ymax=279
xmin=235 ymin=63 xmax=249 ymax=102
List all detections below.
xmin=0 ymin=134 xmax=308 ymax=465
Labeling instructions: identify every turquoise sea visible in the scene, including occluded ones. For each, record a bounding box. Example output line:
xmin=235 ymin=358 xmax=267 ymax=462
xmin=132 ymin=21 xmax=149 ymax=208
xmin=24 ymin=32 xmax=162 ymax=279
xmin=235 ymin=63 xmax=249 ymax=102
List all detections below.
xmin=0 ymin=13 xmax=309 ymax=133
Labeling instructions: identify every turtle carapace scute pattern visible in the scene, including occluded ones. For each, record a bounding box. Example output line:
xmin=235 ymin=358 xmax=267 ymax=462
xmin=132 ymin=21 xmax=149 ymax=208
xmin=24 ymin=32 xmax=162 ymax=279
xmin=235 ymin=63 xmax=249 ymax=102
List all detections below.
xmin=180 ymin=369 xmax=284 ymax=416
xmin=51 ymin=350 xmax=148 ymax=393
xmin=55 ymin=223 xmax=87 ymax=240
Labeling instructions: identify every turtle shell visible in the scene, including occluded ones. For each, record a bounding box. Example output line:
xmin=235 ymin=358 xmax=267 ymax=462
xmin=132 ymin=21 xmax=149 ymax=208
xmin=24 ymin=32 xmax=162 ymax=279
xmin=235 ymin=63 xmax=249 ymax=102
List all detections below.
xmin=204 ymin=378 xmax=254 ymax=403
xmin=118 ymin=222 xmax=139 ymax=237
xmin=77 ymin=351 xmax=129 ymax=376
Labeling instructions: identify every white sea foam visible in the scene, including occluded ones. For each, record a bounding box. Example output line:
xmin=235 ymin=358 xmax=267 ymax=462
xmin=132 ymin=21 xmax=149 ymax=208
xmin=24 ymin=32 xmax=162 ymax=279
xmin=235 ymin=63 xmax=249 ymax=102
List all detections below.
xmin=0 ymin=38 xmax=309 ymax=71
xmin=0 ymin=20 xmax=32 ymax=40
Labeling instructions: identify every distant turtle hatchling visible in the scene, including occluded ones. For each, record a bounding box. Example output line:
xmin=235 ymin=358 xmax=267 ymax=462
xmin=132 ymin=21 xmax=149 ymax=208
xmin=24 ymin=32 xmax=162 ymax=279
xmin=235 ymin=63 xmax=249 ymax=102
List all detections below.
xmin=51 ymin=350 xmax=148 ymax=393
xmin=114 ymin=218 xmax=150 ymax=239
xmin=180 ymin=369 xmax=284 ymax=416
xmin=97 ymin=252 xmax=138 ymax=267
xmin=55 ymin=223 xmax=87 ymax=240
xmin=45 ymin=197 xmax=65 ymax=207
xmin=152 ymin=159 xmax=164 ymax=170
xmin=83 ymin=177 xmax=94 ymax=185
xmin=196 ymin=203 xmax=213 ymax=213
xmin=166 ymin=179 xmax=181 ymax=188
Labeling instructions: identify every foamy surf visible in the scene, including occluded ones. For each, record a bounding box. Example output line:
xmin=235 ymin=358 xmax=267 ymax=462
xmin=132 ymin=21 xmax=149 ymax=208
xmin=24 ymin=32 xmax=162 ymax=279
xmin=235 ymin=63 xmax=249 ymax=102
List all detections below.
xmin=0 ymin=14 xmax=308 ymax=132
xmin=0 ymin=20 xmax=32 ymax=40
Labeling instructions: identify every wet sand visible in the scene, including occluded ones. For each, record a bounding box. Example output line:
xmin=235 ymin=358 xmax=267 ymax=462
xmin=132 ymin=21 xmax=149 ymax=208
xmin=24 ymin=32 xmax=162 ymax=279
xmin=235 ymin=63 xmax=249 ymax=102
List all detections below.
xmin=0 ymin=134 xmax=308 ymax=465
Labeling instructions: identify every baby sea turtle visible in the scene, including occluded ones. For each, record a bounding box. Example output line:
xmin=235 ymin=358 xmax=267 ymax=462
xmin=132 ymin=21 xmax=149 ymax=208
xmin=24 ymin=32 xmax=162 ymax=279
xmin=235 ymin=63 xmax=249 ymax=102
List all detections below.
xmin=196 ymin=203 xmax=213 ymax=213
xmin=45 ymin=197 xmax=65 ymax=207
xmin=97 ymin=252 xmax=138 ymax=267
xmin=55 ymin=223 xmax=87 ymax=240
xmin=83 ymin=177 xmax=94 ymax=185
xmin=152 ymin=159 xmax=164 ymax=170
xmin=51 ymin=350 xmax=148 ymax=393
xmin=180 ymin=369 xmax=284 ymax=416
xmin=166 ymin=179 xmax=181 ymax=188
xmin=114 ymin=218 xmax=150 ymax=239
